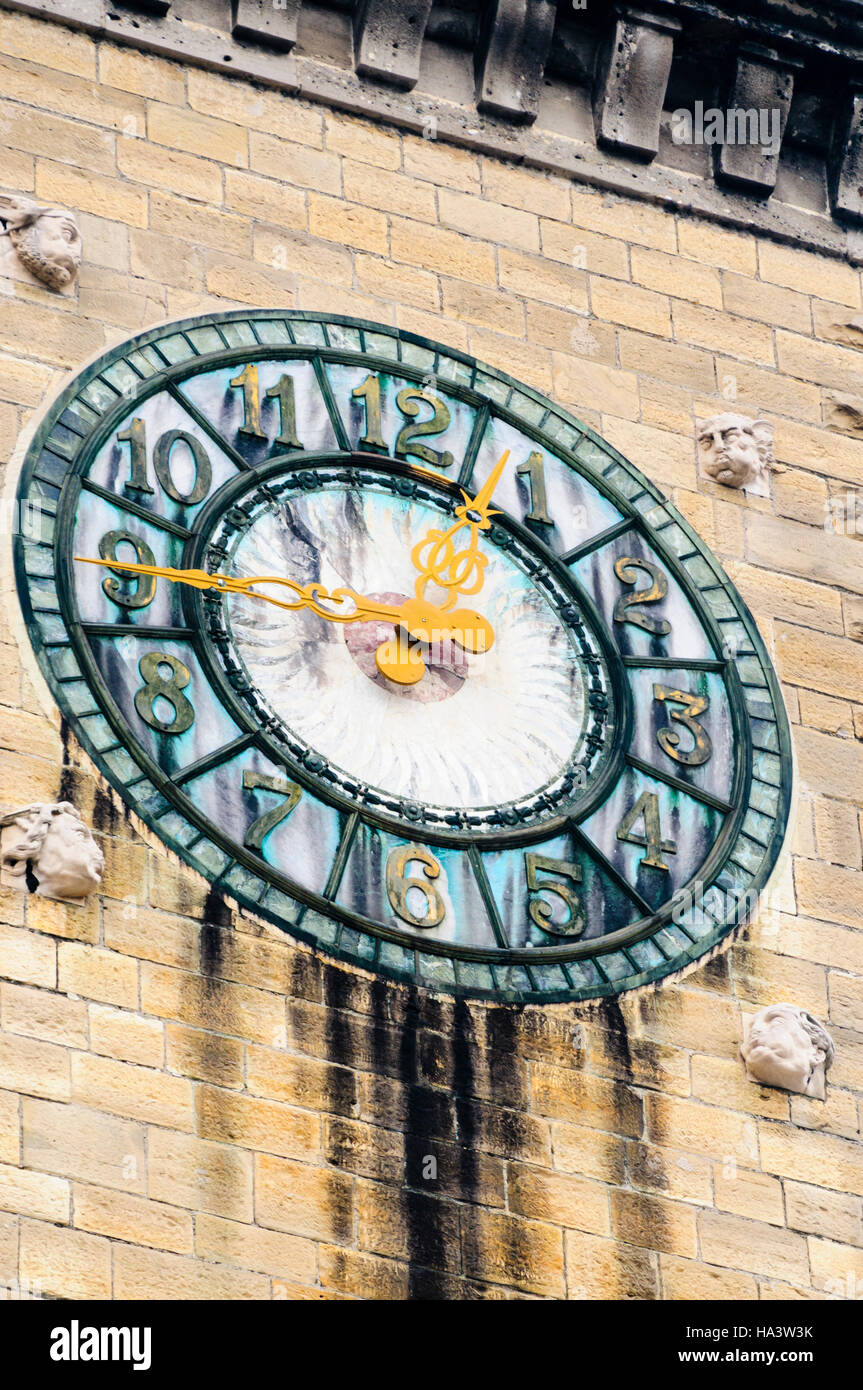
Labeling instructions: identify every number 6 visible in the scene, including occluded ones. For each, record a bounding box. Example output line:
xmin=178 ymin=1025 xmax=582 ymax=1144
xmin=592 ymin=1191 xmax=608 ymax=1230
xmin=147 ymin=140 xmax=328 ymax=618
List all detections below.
xmin=385 ymin=845 xmax=446 ymax=929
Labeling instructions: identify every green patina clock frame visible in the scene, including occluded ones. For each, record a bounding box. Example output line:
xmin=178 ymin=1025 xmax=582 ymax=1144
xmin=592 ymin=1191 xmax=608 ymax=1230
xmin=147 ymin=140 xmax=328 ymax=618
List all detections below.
xmin=13 ymin=310 xmax=793 ymax=1003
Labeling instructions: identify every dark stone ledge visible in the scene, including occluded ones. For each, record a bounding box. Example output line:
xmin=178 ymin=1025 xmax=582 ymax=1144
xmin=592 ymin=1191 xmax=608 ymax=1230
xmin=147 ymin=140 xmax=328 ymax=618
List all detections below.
xmin=4 ymin=0 xmax=863 ymax=264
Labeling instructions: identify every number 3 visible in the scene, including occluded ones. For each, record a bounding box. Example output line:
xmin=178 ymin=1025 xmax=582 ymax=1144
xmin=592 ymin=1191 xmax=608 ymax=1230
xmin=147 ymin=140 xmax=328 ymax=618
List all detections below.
xmin=653 ymin=683 xmax=712 ymax=766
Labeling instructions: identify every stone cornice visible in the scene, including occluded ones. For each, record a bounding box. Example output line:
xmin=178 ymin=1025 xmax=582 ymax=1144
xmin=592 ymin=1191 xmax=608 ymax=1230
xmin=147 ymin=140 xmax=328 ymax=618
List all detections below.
xmin=4 ymin=0 xmax=863 ymax=262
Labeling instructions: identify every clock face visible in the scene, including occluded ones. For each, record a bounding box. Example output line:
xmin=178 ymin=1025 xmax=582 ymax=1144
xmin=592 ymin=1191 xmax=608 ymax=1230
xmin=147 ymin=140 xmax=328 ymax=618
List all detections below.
xmin=14 ymin=312 xmax=791 ymax=1002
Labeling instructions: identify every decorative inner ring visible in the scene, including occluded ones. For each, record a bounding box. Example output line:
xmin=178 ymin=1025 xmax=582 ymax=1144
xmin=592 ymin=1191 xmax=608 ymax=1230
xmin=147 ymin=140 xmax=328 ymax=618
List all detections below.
xmin=208 ymin=468 xmax=614 ymax=829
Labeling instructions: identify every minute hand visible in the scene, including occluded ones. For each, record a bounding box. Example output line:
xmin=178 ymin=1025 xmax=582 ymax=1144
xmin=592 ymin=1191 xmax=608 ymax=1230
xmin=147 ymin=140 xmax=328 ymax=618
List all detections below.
xmin=74 ymin=557 xmax=494 ymax=652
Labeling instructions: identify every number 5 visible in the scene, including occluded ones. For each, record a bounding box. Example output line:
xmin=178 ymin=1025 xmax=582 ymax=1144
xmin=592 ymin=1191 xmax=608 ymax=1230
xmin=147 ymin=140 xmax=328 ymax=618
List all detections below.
xmin=524 ymin=852 xmax=584 ymax=937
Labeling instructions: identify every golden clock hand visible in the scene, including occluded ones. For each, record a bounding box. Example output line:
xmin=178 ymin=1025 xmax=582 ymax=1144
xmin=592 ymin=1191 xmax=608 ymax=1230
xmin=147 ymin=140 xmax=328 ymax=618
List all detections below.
xmin=76 ymin=556 xmax=402 ymax=622
xmin=74 ymin=557 xmax=494 ymax=655
xmin=410 ymin=449 xmax=509 ymax=611
xmin=460 ymin=447 xmax=511 ymax=527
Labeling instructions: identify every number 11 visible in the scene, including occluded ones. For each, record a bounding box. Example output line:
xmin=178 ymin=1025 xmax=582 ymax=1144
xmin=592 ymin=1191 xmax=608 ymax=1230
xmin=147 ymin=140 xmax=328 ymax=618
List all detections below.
xmin=229 ymin=364 xmax=302 ymax=449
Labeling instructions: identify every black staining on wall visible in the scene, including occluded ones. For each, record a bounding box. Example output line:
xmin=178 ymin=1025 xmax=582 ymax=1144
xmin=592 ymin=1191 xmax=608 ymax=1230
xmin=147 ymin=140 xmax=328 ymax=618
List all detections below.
xmin=596 ymin=995 xmax=633 ymax=1083
xmin=627 ymin=1141 xmax=668 ymax=1194
xmin=58 ymin=715 xmax=75 ymax=804
xmin=594 ymin=998 xmax=664 ymax=1300
xmin=303 ymin=955 xmax=541 ymax=1298
xmin=450 ymin=996 xmax=479 ymax=1210
xmin=690 ymin=951 xmax=730 ymax=992
xmin=200 ymin=888 xmax=232 ymax=979
xmin=399 ymin=986 xmax=453 ymax=1299
xmin=287 ymin=949 xmax=324 ymax=1006
xmin=92 ymin=782 xmax=119 ymax=836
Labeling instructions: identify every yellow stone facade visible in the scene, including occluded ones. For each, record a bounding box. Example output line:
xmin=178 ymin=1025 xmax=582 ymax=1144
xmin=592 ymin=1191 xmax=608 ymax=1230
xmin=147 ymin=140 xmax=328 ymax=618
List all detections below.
xmin=0 ymin=7 xmax=862 ymax=1300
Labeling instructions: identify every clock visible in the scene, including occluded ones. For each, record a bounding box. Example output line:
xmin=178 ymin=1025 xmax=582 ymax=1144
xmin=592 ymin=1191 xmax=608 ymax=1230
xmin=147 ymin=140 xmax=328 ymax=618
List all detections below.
xmin=13 ymin=311 xmax=792 ymax=1002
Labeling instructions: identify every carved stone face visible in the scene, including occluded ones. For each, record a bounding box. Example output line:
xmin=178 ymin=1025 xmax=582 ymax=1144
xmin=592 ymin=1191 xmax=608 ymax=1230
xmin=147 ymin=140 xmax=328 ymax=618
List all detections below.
xmin=11 ymin=212 xmax=82 ymax=291
xmin=697 ymin=413 xmax=769 ymax=489
xmin=34 ymin=807 xmax=104 ymax=900
xmin=740 ymin=1003 xmax=833 ymax=1100
xmin=0 ymin=804 xmax=103 ymax=901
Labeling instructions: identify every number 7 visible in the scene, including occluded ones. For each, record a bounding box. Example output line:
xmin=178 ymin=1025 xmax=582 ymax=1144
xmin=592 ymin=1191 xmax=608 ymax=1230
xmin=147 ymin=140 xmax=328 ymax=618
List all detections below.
xmin=242 ymin=770 xmax=302 ymax=851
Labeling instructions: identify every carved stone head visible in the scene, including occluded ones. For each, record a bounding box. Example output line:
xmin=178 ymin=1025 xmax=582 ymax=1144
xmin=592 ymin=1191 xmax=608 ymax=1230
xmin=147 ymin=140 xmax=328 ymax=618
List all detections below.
xmin=740 ymin=1003 xmax=834 ymax=1100
xmin=0 ymin=802 xmax=104 ymax=902
xmin=0 ymin=195 xmax=82 ymax=291
xmin=697 ymin=413 xmax=774 ymax=491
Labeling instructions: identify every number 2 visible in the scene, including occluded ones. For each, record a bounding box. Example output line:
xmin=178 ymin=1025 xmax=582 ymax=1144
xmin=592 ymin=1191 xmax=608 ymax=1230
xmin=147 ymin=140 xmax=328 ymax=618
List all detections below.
xmin=613 ymin=557 xmax=671 ymax=635
xmin=394 ymin=388 xmax=454 ymax=470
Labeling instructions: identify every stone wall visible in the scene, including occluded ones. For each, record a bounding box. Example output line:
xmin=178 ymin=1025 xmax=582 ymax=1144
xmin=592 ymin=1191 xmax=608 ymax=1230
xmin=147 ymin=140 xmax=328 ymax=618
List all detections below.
xmin=0 ymin=6 xmax=862 ymax=1300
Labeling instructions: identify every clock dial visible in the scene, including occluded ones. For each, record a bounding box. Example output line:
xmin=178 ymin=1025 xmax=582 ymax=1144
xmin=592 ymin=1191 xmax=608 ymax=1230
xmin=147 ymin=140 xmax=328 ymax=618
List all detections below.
xmin=14 ymin=312 xmax=792 ymax=1002
xmin=209 ymin=472 xmax=613 ymax=827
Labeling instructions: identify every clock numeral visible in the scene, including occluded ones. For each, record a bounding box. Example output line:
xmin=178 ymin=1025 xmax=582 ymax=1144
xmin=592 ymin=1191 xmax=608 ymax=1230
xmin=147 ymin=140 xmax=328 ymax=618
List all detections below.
xmin=616 ymin=791 xmax=677 ymax=871
xmin=653 ymin=683 xmax=713 ymax=767
xmin=230 ymin=364 xmax=303 ymax=449
xmin=350 ymin=375 xmax=455 ymax=468
xmin=524 ymin=851 xmax=583 ymax=936
xmin=517 ymin=451 xmax=553 ymax=526
xmin=134 ymin=653 xmax=195 ymax=735
xmin=352 ymin=373 xmax=386 ymax=452
xmin=154 ymin=430 xmax=212 ymax=505
xmin=385 ymin=844 xmax=446 ymax=929
xmin=118 ymin=421 xmax=212 ymax=506
xmin=242 ymin=769 xmax=302 ymax=852
xmin=394 ymin=388 xmax=454 ymax=470
xmin=117 ymin=418 xmax=153 ymax=497
xmin=613 ymin=557 xmax=671 ymax=635
xmin=230 ymin=363 xmax=263 ymax=438
xmin=98 ymin=531 xmax=156 ymax=610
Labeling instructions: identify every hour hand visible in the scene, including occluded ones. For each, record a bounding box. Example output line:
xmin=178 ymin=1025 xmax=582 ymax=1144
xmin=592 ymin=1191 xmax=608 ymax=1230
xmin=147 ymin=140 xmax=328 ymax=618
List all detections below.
xmin=410 ymin=449 xmax=509 ymax=610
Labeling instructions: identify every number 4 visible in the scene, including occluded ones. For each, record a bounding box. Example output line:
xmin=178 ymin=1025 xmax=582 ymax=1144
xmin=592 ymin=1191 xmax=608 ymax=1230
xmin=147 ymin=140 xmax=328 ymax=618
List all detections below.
xmin=616 ymin=791 xmax=677 ymax=871
xmin=242 ymin=770 xmax=302 ymax=851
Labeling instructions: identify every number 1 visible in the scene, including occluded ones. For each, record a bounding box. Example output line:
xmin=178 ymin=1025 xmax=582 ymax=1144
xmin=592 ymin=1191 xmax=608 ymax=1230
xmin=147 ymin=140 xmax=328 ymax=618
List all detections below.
xmin=517 ymin=451 xmax=553 ymax=526
xmin=352 ymin=373 xmax=386 ymax=451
